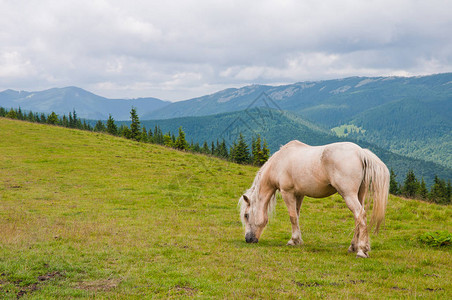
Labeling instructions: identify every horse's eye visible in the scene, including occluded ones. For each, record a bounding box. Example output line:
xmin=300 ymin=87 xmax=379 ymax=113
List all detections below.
xmin=244 ymin=213 xmax=249 ymax=220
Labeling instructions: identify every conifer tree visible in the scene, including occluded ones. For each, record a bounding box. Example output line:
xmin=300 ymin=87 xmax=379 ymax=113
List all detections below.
xmin=201 ymin=141 xmax=210 ymax=154
xmin=6 ymin=108 xmax=17 ymax=119
xmin=119 ymin=125 xmax=131 ymax=139
xmin=251 ymin=136 xmax=261 ymax=165
xmin=154 ymin=125 xmax=164 ymax=145
xmin=39 ymin=113 xmax=46 ymax=123
xmin=163 ymin=132 xmax=173 ymax=147
xmin=192 ymin=142 xmax=201 ymax=153
xmin=140 ymin=127 xmax=148 ymax=142
xmin=402 ymin=170 xmax=419 ymax=198
xmin=389 ymin=168 xmax=400 ymax=195
xmin=47 ymin=112 xmax=59 ymax=125
xmin=260 ymin=139 xmax=270 ymax=165
xmin=94 ymin=120 xmax=106 ymax=132
xmin=106 ymin=114 xmax=118 ymax=135
xmin=129 ymin=107 xmax=141 ymax=141
xmin=418 ymin=178 xmax=428 ymax=200
xmin=231 ymin=133 xmax=250 ymax=164
xmin=148 ymin=128 xmax=154 ymax=143
xmin=17 ymin=107 xmax=24 ymax=120
xmin=430 ymin=175 xmax=449 ymax=204
xmin=174 ymin=127 xmax=189 ymax=150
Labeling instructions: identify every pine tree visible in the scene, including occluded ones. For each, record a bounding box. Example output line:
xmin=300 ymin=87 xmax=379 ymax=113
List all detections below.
xmin=6 ymin=109 xmax=17 ymax=119
xmin=119 ymin=125 xmax=131 ymax=138
xmin=106 ymin=114 xmax=118 ymax=135
xmin=231 ymin=133 xmax=250 ymax=164
xmin=61 ymin=115 xmax=68 ymax=127
xmin=129 ymin=107 xmax=141 ymax=141
xmin=430 ymin=175 xmax=449 ymax=204
xmin=389 ymin=168 xmax=400 ymax=195
xmin=140 ymin=127 xmax=148 ymax=142
xmin=17 ymin=107 xmax=24 ymax=120
xmin=148 ymin=128 xmax=154 ymax=143
xmin=154 ymin=125 xmax=164 ymax=145
xmin=163 ymin=132 xmax=173 ymax=147
xmin=192 ymin=142 xmax=201 ymax=153
xmin=174 ymin=127 xmax=189 ymax=150
xmin=251 ymin=136 xmax=261 ymax=166
xmin=417 ymin=178 xmax=428 ymax=200
xmin=260 ymin=139 xmax=270 ymax=165
xmin=94 ymin=120 xmax=106 ymax=132
xmin=201 ymin=141 xmax=210 ymax=154
xmin=402 ymin=170 xmax=419 ymax=198
xmin=39 ymin=113 xmax=46 ymax=123
xmin=47 ymin=112 xmax=59 ymax=125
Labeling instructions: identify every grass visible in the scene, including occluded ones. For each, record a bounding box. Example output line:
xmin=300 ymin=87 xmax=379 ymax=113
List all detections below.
xmin=0 ymin=117 xmax=451 ymax=299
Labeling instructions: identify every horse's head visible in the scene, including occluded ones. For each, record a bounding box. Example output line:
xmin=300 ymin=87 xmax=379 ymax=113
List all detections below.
xmin=239 ymin=192 xmax=269 ymax=243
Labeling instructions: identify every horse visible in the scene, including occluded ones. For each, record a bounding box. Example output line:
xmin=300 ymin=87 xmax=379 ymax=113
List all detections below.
xmin=239 ymin=140 xmax=389 ymax=258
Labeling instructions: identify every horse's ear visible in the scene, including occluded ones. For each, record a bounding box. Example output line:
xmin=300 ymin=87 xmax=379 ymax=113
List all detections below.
xmin=243 ymin=195 xmax=250 ymax=205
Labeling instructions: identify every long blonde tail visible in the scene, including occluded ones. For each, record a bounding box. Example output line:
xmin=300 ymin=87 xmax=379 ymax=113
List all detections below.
xmin=360 ymin=149 xmax=390 ymax=233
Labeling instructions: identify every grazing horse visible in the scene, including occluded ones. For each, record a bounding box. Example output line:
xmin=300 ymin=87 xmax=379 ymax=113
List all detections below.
xmin=239 ymin=141 xmax=389 ymax=258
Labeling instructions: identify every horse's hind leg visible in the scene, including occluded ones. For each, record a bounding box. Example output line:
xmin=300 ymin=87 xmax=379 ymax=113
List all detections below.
xmin=281 ymin=191 xmax=303 ymax=245
xmin=348 ymin=185 xmax=367 ymax=253
xmin=343 ymin=195 xmax=370 ymax=258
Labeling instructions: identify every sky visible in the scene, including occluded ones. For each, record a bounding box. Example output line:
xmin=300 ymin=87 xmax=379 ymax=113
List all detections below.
xmin=1 ymin=0 xmax=451 ymax=101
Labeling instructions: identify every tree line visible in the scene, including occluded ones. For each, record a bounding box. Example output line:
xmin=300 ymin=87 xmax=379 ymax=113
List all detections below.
xmin=1 ymin=106 xmax=450 ymax=204
xmin=390 ymin=169 xmax=451 ymax=204
xmin=0 ymin=106 xmax=269 ymax=166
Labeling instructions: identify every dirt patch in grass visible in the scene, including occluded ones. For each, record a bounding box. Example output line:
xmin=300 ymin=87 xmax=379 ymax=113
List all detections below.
xmin=76 ymin=278 xmax=121 ymax=291
xmin=15 ymin=271 xmax=63 ymax=299
xmin=169 ymin=285 xmax=198 ymax=297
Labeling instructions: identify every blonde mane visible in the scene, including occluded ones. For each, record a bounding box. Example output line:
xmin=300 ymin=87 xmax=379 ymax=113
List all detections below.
xmin=239 ymin=151 xmax=278 ymax=224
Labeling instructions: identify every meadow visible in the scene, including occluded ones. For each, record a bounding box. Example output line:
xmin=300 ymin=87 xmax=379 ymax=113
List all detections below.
xmin=0 ymin=118 xmax=450 ymax=299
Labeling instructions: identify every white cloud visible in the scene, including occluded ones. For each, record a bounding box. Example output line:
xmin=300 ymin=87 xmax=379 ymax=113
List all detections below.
xmin=0 ymin=0 xmax=451 ymax=100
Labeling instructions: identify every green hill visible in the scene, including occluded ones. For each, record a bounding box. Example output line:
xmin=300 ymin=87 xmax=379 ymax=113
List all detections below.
xmin=135 ymin=109 xmax=451 ymax=187
xmin=1 ymin=118 xmax=450 ymax=298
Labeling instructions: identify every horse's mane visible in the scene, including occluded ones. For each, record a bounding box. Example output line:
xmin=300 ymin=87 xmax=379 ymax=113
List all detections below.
xmin=239 ymin=151 xmax=278 ymax=224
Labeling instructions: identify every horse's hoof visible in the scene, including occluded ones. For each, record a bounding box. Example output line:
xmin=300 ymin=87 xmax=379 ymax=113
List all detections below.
xmin=348 ymin=245 xmax=355 ymax=253
xmin=356 ymin=250 xmax=369 ymax=258
xmin=287 ymin=239 xmax=303 ymax=246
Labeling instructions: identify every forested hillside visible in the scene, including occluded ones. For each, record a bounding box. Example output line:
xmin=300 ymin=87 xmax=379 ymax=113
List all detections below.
xmin=135 ymin=109 xmax=451 ymax=187
xmin=142 ymin=73 xmax=451 ymax=168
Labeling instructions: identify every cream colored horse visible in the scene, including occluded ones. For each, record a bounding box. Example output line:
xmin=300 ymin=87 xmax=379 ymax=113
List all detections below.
xmin=239 ymin=140 xmax=389 ymax=258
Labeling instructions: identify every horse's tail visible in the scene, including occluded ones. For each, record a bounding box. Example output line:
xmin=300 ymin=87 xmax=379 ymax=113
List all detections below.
xmin=360 ymin=149 xmax=390 ymax=233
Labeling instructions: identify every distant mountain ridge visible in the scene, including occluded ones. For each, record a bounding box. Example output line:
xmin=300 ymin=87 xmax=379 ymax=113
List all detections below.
xmin=0 ymin=86 xmax=170 ymax=120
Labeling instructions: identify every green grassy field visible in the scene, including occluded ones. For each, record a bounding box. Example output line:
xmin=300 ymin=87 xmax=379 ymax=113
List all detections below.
xmin=0 ymin=118 xmax=451 ymax=299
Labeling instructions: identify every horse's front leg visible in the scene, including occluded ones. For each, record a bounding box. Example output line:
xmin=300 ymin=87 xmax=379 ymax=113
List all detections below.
xmin=281 ymin=191 xmax=303 ymax=245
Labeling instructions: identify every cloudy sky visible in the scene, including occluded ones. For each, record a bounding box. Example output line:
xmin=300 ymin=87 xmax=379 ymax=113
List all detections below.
xmin=1 ymin=0 xmax=451 ymax=101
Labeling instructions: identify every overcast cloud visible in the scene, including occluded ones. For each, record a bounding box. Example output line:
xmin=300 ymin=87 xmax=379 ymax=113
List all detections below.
xmin=1 ymin=0 xmax=451 ymax=100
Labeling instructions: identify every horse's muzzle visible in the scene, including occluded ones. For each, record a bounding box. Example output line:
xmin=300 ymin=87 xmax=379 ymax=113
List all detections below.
xmin=245 ymin=232 xmax=259 ymax=243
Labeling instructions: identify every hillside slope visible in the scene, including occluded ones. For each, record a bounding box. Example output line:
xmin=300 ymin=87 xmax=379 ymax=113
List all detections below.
xmin=0 ymin=118 xmax=451 ymax=298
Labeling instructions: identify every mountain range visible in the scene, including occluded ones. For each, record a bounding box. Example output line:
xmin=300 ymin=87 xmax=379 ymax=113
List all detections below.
xmin=0 ymin=87 xmax=169 ymax=120
xmin=1 ymin=73 xmax=451 ymax=179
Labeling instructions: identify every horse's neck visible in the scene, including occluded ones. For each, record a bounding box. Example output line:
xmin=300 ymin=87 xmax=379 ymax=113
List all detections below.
xmin=254 ymin=161 xmax=274 ymax=195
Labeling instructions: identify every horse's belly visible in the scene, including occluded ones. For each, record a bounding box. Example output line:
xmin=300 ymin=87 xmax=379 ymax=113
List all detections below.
xmin=300 ymin=183 xmax=337 ymax=198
